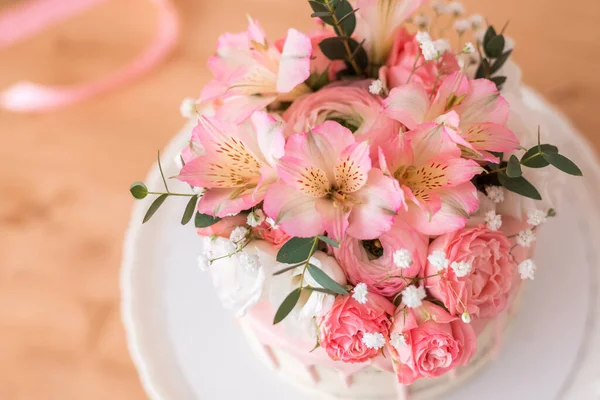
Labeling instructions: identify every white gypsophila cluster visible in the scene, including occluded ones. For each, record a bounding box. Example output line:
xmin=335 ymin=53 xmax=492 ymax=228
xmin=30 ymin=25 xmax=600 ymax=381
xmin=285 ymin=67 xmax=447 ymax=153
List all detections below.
xmin=416 ymin=32 xmax=439 ymax=61
xmin=362 ymin=332 xmax=386 ymax=350
xmin=516 ymin=229 xmax=536 ymax=248
xmin=197 ymin=253 xmax=211 ymax=271
xmin=486 ymin=185 xmax=505 ymax=203
xmin=246 ymin=209 xmax=265 ymax=227
xmin=353 ymin=282 xmax=369 ymax=304
xmin=453 ymin=19 xmax=471 ymax=34
xmin=179 ymin=97 xmax=197 ymax=118
xmin=413 ymin=14 xmax=430 ymax=29
xmin=432 ymin=0 xmax=449 ymax=15
xmin=434 ymin=39 xmax=452 ymax=55
xmin=518 ymin=259 xmax=536 ymax=280
xmin=428 ymin=250 xmax=449 ymax=271
xmin=469 ymin=14 xmax=485 ymax=29
xmin=463 ymin=42 xmax=475 ymax=54
xmin=265 ymin=216 xmax=279 ymax=230
xmin=461 ymin=311 xmax=472 ymax=323
xmin=229 ymin=226 xmax=249 ymax=243
xmin=451 ymin=260 xmax=473 ymax=277
xmin=236 ymin=252 xmax=260 ymax=272
xmin=402 ymin=285 xmax=426 ymax=308
xmin=448 ymin=1 xmax=465 ymax=16
xmin=484 ymin=210 xmax=503 ymax=231
xmin=527 ymin=209 xmax=547 ymax=226
xmin=390 ymin=332 xmax=407 ymax=351
xmin=393 ymin=249 xmax=413 ymax=269
xmin=368 ymin=79 xmax=384 ymax=95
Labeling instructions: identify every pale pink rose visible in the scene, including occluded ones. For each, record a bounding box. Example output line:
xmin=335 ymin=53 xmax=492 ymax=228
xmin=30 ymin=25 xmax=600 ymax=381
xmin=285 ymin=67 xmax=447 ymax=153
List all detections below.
xmin=282 ymin=85 xmax=400 ymax=157
xmin=388 ymin=301 xmax=477 ymax=384
xmin=334 ymin=218 xmax=428 ymax=297
xmin=425 ymin=226 xmax=518 ymax=319
xmin=319 ymin=293 xmax=395 ymax=363
xmin=380 ymin=28 xmax=460 ymax=94
xmin=252 ymin=224 xmax=291 ymax=249
xmin=197 ymin=214 xmax=247 ymax=238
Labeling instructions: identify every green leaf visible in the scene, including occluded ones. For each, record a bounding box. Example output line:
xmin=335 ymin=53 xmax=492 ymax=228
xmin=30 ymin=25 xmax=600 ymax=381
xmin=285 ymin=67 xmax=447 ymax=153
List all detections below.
xmin=475 ymin=58 xmax=490 ymax=79
xmin=307 ymin=264 xmax=349 ymax=295
xmin=130 ymin=182 xmax=148 ymax=199
xmin=273 ymin=288 xmax=302 ymax=324
xmin=521 ymin=144 xmax=558 ymax=168
xmin=307 ymin=287 xmax=340 ymax=295
xmin=277 ymin=237 xmax=317 ymax=263
xmin=483 ymin=26 xmax=497 ymax=46
xmin=498 ymin=172 xmax=542 ymax=200
xmin=319 ymin=36 xmax=368 ymax=71
xmin=490 ymin=49 xmax=513 ymax=74
xmin=311 ymin=11 xmax=332 ymax=17
xmin=543 ymin=153 xmax=583 ymax=176
xmin=317 ymin=235 xmax=340 ymax=248
xmin=306 ymin=70 xmax=330 ymax=91
xmin=484 ymin=35 xmax=505 ymax=58
xmin=309 ymin=0 xmax=356 ymax=36
xmin=143 ymin=194 xmax=168 ymax=223
xmin=490 ymin=75 xmax=507 ymax=89
xmin=273 ymin=262 xmax=304 ymax=276
xmin=506 ymin=155 xmax=522 ymax=178
xmin=194 ymin=212 xmax=221 ymax=228
xmin=181 ymin=195 xmax=198 ymax=225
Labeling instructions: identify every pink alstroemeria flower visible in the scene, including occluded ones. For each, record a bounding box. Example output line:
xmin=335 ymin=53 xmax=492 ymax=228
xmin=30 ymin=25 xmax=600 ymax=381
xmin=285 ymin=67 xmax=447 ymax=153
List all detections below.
xmin=200 ymin=18 xmax=312 ymax=122
xmin=264 ymin=121 xmax=404 ymax=240
xmin=178 ymin=112 xmax=284 ymax=217
xmin=384 ymin=72 xmax=520 ymax=161
xmin=379 ymin=123 xmax=482 ymax=235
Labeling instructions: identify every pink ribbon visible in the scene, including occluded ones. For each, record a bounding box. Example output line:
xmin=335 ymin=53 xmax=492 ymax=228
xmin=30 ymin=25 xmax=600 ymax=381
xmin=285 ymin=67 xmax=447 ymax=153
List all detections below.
xmin=0 ymin=0 xmax=179 ymax=112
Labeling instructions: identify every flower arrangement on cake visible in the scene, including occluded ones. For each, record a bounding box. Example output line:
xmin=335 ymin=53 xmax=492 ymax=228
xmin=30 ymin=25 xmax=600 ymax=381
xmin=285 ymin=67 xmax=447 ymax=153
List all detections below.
xmin=129 ymin=0 xmax=583 ymax=396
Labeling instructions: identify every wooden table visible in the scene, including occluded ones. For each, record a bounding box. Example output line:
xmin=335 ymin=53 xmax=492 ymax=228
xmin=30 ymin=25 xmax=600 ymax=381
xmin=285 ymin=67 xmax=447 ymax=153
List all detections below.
xmin=0 ymin=0 xmax=598 ymax=398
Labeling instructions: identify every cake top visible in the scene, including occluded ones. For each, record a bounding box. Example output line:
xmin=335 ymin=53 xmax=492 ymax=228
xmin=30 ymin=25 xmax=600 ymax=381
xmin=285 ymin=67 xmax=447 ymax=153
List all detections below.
xmin=129 ymin=0 xmax=582 ymax=385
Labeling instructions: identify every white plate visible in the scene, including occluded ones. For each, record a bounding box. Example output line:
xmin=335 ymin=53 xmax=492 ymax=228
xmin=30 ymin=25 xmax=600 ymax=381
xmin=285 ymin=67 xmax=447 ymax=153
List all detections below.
xmin=121 ymin=89 xmax=600 ymax=400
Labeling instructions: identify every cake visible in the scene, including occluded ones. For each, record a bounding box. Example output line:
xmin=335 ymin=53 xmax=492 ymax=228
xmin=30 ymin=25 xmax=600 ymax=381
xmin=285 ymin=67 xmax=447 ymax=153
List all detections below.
xmin=128 ymin=1 xmax=583 ymax=398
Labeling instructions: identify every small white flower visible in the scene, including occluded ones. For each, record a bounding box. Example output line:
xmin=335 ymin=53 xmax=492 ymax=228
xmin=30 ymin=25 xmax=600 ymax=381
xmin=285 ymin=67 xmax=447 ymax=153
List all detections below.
xmin=453 ymin=19 xmax=471 ymax=34
xmin=236 ymin=251 xmax=261 ymax=272
xmin=469 ymin=14 xmax=485 ymax=29
xmin=353 ymin=282 xmax=369 ymax=304
xmin=484 ymin=210 xmax=503 ymax=231
xmin=420 ymin=40 xmax=439 ymax=61
xmin=518 ymin=259 xmax=536 ymax=280
xmin=362 ymin=332 xmax=386 ymax=350
xmin=197 ymin=253 xmax=211 ymax=271
xmin=246 ymin=209 xmax=265 ymax=227
xmin=414 ymin=14 xmax=430 ymax=29
xmin=448 ymin=1 xmax=465 ymax=16
xmin=265 ymin=217 xmax=279 ymax=230
xmin=428 ymin=250 xmax=450 ymax=271
xmin=390 ymin=332 xmax=407 ymax=351
xmin=432 ymin=0 xmax=449 ymax=15
xmin=527 ymin=209 xmax=547 ymax=226
xmin=451 ymin=260 xmax=473 ymax=277
xmin=463 ymin=42 xmax=476 ymax=54
xmin=516 ymin=229 xmax=536 ymax=248
xmin=229 ymin=226 xmax=249 ymax=243
xmin=368 ymin=79 xmax=384 ymax=95
xmin=393 ymin=249 xmax=413 ymax=269
xmin=416 ymin=31 xmax=432 ymax=44
xmin=485 ymin=185 xmax=505 ymax=203
xmin=179 ymin=97 xmax=197 ymax=118
xmin=461 ymin=312 xmax=472 ymax=323
xmin=434 ymin=39 xmax=452 ymax=55
xmin=402 ymin=285 xmax=426 ymax=308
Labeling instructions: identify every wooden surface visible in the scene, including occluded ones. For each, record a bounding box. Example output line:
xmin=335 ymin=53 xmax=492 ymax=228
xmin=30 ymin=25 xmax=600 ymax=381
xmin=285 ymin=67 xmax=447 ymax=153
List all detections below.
xmin=0 ymin=0 xmax=598 ymax=399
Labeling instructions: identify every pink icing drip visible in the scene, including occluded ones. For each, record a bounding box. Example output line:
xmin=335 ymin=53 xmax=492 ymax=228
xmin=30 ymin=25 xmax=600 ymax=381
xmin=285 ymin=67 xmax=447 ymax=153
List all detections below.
xmin=396 ymin=382 xmax=409 ymax=400
xmin=307 ymin=365 xmax=321 ymax=384
xmin=342 ymin=373 xmax=353 ymax=389
xmin=263 ymin=344 xmax=280 ymax=370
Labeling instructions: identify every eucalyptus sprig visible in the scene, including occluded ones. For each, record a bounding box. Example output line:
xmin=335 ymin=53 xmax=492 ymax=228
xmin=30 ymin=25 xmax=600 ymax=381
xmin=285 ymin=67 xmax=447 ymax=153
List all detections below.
xmin=272 ymin=235 xmax=348 ymax=325
xmin=309 ymin=0 xmax=368 ymax=77
xmin=475 ymin=24 xmax=512 ymax=90
xmin=129 ymin=151 xmax=197 ymax=225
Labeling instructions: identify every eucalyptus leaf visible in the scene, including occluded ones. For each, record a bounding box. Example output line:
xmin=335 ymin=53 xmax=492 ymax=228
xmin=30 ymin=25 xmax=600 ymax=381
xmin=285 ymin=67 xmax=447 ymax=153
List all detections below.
xmin=483 ymin=26 xmax=497 ymax=47
xmin=319 ymin=36 xmax=367 ymax=71
xmin=543 ymin=153 xmax=583 ymax=176
xmin=130 ymin=182 xmax=148 ymax=199
xmin=309 ymin=0 xmax=356 ymax=36
xmin=506 ymin=155 xmax=522 ymax=178
xmin=475 ymin=58 xmax=490 ymax=79
xmin=306 ymin=70 xmax=330 ymax=91
xmin=194 ymin=212 xmax=221 ymax=228
xmin=484 ymin=35 xmax=505 ymax=58
xmin=277 ymin=237 xmax=317 ymax=263
xmin=521 ymin=144 xmax=558 ymax=168
xmin=318 ymin=235 xmax=340 ymax=248
xmin=273 ymin=288 xmax=302 ymax=324
xmin=490 ymin=76 xmax=507 ymax=89
xmin=307 ymin=264 xmax=349 ymax=295
xmin=498 ymin=172 xmax=542 ymax=200
xmin=491 ymin=50 xmax=513 ymax=74
xmin=143 ymin=194 xmax=168 ymax=223
xmin=307 ymin=287 xmax=340 ymax=295
xmin=273 ymin=262 xmax=304 ymax=276
xmin=181 ymin=195 xmax=198 ymax=225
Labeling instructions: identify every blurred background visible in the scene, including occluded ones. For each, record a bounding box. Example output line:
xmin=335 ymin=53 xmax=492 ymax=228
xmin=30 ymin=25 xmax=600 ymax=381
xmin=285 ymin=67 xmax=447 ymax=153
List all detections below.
xmin=0 ymin=0 xmax=599 ymax=399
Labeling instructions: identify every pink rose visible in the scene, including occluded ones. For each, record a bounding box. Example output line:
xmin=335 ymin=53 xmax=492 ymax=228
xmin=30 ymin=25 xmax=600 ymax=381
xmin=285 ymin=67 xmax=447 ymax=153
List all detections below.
xmin=319 ymin=293 xmax=395 ymax=363
xmin=425 ymin=226 xmax=517 ymax=319
xmin=252 ymin=224 xmax=291 ymax=249
xmin=334 ymin=218 xmax=429 ymax=297
xmin=282 ymin=85 xmax=400 ymax=155
xmin=388 ymin=301 xmax=477 ymax=384
xmin=197 ymin=214 xmax=247 ymax=238
xmin=380 ymin=28 xmax=460 ymax=94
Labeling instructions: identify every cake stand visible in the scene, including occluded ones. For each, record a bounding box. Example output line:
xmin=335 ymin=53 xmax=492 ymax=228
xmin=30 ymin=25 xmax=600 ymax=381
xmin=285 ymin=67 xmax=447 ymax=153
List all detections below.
xmin=121 ymin=88 xmax=600 ymax=400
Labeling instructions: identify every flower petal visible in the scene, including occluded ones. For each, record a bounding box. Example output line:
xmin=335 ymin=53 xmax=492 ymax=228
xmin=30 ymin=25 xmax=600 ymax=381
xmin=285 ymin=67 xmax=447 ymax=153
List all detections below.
xmin=408 ymin=123 xmax=462 ymax=164
xmin=250 ymin=111 xmax=285 ymax=164
xmin=316 ymin=199 xmax=349 ymax=241
xmin=276 ymin=28 xmax=312 ymax=93
xmin=456 ymin=79 xmax=509 ymax=125
xmin=384 ymin=83 xmax=429 ymax=129
xmin=462 ymin=122 xmax=520 ymax=152
xmin=335 ymin=141 xmax=372 ymax=193
xmin=197 ymin=188 xmax=259 ymax=218
xmin=429 ymin=72 xmax=470 ymax=118
xmin=277 ymin=157 xmax=330 ymax=197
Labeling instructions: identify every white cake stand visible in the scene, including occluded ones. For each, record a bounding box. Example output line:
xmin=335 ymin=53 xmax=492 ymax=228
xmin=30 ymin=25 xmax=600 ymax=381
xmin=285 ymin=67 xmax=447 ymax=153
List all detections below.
xmin=121 ymin=89 xmax=600 ymax=400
